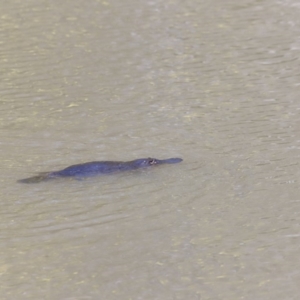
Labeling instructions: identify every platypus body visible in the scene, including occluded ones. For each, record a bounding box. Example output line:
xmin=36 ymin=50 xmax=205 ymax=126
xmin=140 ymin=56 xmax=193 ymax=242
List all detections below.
xmin=18 ymin=157 xmax=183 ymax=183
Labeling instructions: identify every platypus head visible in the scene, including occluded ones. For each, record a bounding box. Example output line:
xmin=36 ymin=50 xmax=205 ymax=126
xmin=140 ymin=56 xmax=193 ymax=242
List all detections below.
xmin=133 ymin=157 xmax=183 ymax=168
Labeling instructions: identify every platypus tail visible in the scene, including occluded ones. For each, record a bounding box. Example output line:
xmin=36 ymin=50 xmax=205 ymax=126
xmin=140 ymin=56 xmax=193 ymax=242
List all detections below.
xmin=17 ymin=172 xmax=54 ymax=184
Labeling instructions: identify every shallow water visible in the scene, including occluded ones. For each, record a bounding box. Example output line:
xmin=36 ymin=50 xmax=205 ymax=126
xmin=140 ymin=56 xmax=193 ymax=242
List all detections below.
xmin=1 ymin=0 xmax=300 ymax=299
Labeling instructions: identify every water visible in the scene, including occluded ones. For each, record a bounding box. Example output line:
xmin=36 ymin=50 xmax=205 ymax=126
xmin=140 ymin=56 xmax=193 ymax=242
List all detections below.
xmin=1 ymin=0 xmax=300 ymax=299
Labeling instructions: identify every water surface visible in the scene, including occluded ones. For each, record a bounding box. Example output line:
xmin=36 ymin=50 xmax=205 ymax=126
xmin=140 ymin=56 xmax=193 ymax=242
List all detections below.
xmin=1 ymin=0 xmax=300 ymax=299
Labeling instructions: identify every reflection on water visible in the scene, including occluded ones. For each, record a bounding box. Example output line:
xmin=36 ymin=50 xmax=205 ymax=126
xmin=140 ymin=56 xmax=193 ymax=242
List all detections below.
xmin=1 ymin=0 xmax=300 ymax=299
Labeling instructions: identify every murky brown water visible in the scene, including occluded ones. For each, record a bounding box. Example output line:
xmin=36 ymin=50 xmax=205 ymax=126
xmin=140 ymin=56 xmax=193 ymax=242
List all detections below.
xmin=1 ymin=0 xmax=300 ymax=299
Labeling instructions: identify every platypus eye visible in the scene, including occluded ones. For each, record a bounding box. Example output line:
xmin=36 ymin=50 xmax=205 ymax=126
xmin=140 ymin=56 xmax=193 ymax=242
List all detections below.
xmin=148 ymin=158 xmax=156 ymax=165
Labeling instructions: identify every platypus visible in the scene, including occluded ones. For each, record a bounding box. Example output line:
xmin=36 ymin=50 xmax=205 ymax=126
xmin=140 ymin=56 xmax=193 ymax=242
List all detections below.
xmin=18 ymin=157 xmax=183 ymax=183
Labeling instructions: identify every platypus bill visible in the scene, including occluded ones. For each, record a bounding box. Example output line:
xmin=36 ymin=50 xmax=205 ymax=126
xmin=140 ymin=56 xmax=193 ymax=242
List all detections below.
xmin=18 ymin=157 xmax=183 ymax=184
